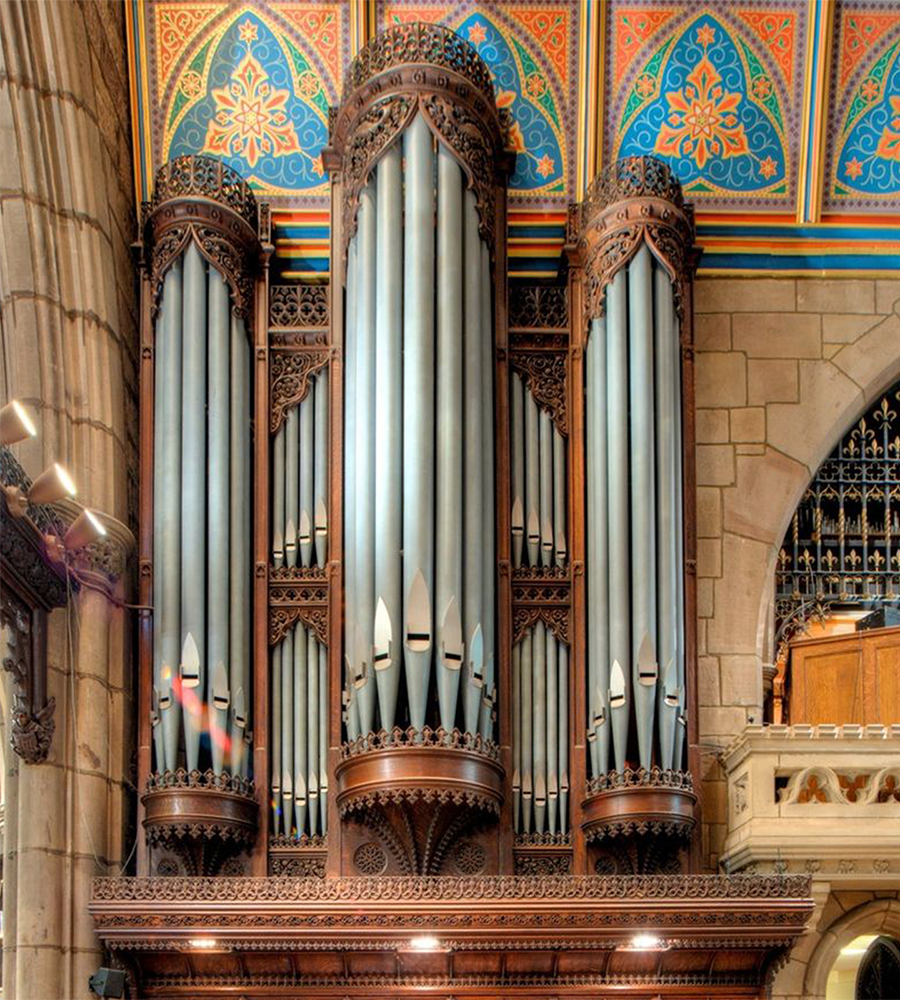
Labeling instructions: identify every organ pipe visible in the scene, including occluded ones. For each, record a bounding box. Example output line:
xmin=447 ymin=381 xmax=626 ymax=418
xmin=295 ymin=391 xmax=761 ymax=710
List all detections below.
xmin=581 ymin=156 xmax=695 ymax=783
xmin=513 ymin=626 xmax=570 ymax=836
xmin=342 ymin=115 xmax=496 ymax=741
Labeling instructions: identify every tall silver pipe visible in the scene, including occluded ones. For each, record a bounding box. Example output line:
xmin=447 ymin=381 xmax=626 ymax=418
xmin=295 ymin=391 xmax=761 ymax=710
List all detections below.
xmin=207 ymin=265 xmax=231 ymax=774
xmin=462 ymin=188 xmax=483 ymax=736
xmin=479 ymin=238 xmax=495 ymax=736
xmin=344 ymin=240 xmax=358 ymax=733
xmin=157 ymin=260 xmax=182 ymax=772
xmin=558 ymin=642 xmax=569 ymax=834
xmin=512 ymin=641 xmax=521 ymax=832
xmin=285 ymin=407 xmax=299 ymax=568
xmin=318 ymin=642 xmax=328 ymax=833
xmin=673 ymin=294 xmax=686 ymax=771
xmin=375 ymin=143 xmax=403 ymax=732
xmin=402 ymin=114 xmax=435 ymax=733
xmin=307 ymin=632 xmax=319 ymax=836
xmin=300 ymin=394 xmax=314 ymax=568
xmin=511 ymin=372 xmax=525 ymax=568
xmin=654 ymin=262 xmax=678 ymax=769
xmin=629 ymin=244 xmax=657 ymax=770
xmin=585 ymin=327 xmax=599 ymax=778
xmin=587 ymin=318 xmax=610 ymax=776
xmin=281 ymin=628 xmax=294 ymax=835
xmin=546 ymin=630 xmax=558 ymax=835
xmin=180 ymin=242 xmax=207 ymax=771
xmin=533 ymin=620 xmax=547 ymax=834
xmin=521 ymin=629 xmax=533 ymax=833
xmin=354 ymin=183 xmax=377 ymax=737
xmin=464 ymin=624 xmax=483 ymax=737
xmin=271 ymin=641 xmax=282 ymax=835
xmin=525 ymin=388 xmax=540 ymax=567
xmin=229 ymin=313 xmax=250 ymax=776
xmin=293 ymin=623 xmax=308 ymax=836
xmin=314 ymin=375 xmax=328 ymax=568
xmin=606 ymin=269 xmax=630 ymax=773
xmin=273 ymin=423 xmax=285 ymax=568
xmin=539 ymin=409 xmax=554 ymax=567
xmin=553 ymin=427 xmax=566 ymax=567
xmin=435 ymin=146 xmax=463 ymax=732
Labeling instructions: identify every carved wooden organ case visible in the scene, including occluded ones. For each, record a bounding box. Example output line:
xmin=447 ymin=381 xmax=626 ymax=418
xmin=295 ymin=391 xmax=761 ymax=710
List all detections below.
xmin=134 ymin=27 xmax=701 ymax=881
xmin=99 ymin=25 xmax=819 ymax=1000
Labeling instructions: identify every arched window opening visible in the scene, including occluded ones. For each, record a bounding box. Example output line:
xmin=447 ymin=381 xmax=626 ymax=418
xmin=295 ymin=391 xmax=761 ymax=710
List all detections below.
xmin=826 ymin=934 xmax=900 ymax=1000
xmin=773 ymin=384 xmax=900 ymax=725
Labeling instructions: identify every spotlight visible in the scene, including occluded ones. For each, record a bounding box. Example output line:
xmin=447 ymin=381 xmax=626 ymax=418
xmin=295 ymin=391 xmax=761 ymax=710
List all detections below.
xmin=88 ymin=967 xmax=126 ymax=998
xmin=28 ymin=462 xmax=76 ymax=504
xmin=0 ymin=399 xmax=37 ymax=445
xmin=629 ymin=933 xmax=664 ymax=950
xmin=408 ymin=935 xmax=441 ymax=952
xmin=188 ymin=937 xmax=218 ymax=949
xmin=64 ymin=508 xmax=107 ymax=550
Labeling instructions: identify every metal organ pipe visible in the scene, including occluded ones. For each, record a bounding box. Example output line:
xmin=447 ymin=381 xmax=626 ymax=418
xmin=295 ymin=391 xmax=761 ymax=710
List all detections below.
xmin=314 ymin=376 xmax=328 ymax=568
xmin=344 ymin=239 xmax=359 ymax=740
xmin=511 ymin=373 xmax=525 ymax=569
xmin=341 ymin=116 xmax=496 ymax=747
xmin=285 ymin=408 xmax=299 ymax=568
xmin=374 ymin=142 xmax=403 ymax=733
xmin=156 ymin=261 xmax=183 ymax=774
xmin=402 ymin=114 xmax=435 ymax=735
xmin=180 ymin=242 xmax=208 ymax=773
xmin=581 ymin=160 xmax=692 ymax=785
xmin=299 ymin=391 xmax=314 ymax=569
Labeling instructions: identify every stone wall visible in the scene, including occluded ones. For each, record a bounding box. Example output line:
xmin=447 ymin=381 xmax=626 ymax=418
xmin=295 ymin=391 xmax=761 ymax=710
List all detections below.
xmin=0 ymin=2 xmax=137 ymax=997
xmin=692 ymin=276 xmax=900 ymax=870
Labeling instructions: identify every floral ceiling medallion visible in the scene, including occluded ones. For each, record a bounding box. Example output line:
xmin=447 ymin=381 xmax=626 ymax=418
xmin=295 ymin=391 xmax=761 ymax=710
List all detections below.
xmin=202 ymin=20 xmax=301 ymax=168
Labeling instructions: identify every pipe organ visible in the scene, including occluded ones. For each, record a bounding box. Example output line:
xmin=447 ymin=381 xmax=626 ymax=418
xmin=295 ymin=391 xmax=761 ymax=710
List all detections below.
xmin=134 ymin=27 xmax=699 ymax=882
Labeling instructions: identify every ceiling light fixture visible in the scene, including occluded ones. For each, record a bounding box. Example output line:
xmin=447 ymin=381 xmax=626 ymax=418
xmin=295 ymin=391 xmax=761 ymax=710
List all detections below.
xmin=408 ymin=935 xmax=441 ymax=952
xmin=64 ymin=508 xmax=107 ymax=550
xmin=188 ymin=937 xmax=218 ymax=950
xmin=627 ymin=933 xmax=665 ymax=951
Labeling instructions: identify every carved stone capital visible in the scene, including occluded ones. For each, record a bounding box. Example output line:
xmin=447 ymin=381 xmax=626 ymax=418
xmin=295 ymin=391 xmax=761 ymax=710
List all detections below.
xmin=579 ymin=157 xmax=696 ymax=328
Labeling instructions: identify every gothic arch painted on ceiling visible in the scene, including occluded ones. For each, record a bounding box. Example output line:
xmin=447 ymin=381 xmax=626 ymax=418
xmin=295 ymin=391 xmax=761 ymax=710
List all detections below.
xmin=823 ymin=0 xmax=900 ymax=213
xmin=147 ymin=2 xmax=347 ymax=198
xmin=603 ymin=1 xmax=808 ymax=211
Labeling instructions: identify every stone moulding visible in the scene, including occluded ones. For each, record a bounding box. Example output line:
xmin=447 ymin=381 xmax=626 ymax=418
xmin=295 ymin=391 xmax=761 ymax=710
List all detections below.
xmin=326 ymin=22 xmax=511 ymax=269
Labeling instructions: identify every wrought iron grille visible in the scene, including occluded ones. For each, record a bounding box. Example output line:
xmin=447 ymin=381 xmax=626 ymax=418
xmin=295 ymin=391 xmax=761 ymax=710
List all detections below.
xmin=776 ymin=387 xmax=900 ymax=644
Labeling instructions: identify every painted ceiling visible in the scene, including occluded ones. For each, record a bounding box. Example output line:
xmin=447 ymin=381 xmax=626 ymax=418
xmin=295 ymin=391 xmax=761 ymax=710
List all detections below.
xmin=127 ymin=0 xmax=900 ymax=279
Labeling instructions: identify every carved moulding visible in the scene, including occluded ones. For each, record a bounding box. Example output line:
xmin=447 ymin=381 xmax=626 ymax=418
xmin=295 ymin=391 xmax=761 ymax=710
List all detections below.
xmin=326 ymin=22 xmax=511 ymax=269
xmin=269 ymin=833 xmax=327 ymax=877
xmin=142 ymin=769 xmax=258 ymax=876
xmin=578 ymin=156 xmax=696 ymax=328
xmin=512 ymin=565 xmax=570 ymax=645
xmin=0 ymin=453 xmax=71 ymax=763
xmin=269 ymin=284 xmax=329 ymax=330
xmin=269 ymin=350 xmax=329 ymax=433
xmin=336 ymin=727 xmax=503 ymax=875
xmin=510 ymin=350 xmax=568 ymax=436
xmin=268 ymin=565 xmax=329 ymax=646
xmin=509 ymin=284 xmax=569 ymax=331
xmin=582 ymin=768 xmax=697 ymax=874
xmin=139 ymin=155 xmax=264 ymax=323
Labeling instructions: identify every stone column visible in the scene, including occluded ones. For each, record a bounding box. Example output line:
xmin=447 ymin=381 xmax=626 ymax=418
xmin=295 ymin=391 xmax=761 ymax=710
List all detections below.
xmin=0 ymin=1 xmax=137 ymax=997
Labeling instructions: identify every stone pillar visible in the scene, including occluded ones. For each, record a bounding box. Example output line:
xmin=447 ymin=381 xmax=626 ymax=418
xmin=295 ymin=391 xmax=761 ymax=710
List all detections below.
xmin=0 ymin=1 xmax=137 ymax=997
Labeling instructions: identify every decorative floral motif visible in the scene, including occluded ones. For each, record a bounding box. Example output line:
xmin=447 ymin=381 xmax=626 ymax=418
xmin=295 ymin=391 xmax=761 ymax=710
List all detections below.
xmin=736 ymin=9 xmax=797 ymax=85
xmin=614 ymin=7 xmax=678 ymax=81
xmin=618 ymin=13 xmax=788 ymax=196
xmin=655 ymin=44 xmax=749 ymax=168
xmin=203 ymin=50 xmax=300 ymax=167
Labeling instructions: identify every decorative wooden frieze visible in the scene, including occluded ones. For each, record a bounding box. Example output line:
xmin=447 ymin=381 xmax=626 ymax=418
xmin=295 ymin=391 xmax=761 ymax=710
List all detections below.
xmin=268 ymin=566 xmax=329 ymax=646
xmin=509 ymin=350 xmax=568 ymax=436
xmin=511 ymin=566 xmax=570 ymax=645
xmin=269 ymin=284 xmax=329 ymax=331
xmin=269 ymin=350 xmax=330 ymax=434
xmin=509 ymin=285 xmax=568 ymax=331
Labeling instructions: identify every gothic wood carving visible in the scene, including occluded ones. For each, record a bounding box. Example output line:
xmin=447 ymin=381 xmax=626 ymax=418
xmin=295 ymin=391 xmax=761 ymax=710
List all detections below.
xmin=510 ymin=350 xmax=568 ymax=436
xmin=140 ymin=155 xmax=264 ymax=323
xmin=579 ymin=156 xmax=695 ymax=328
xmin=268 ymin=566 xmax=329 ymax=646
xmin=270 ymin=284 xmax=329 ymax=330
xmin=326 ymin=22 xmax=509 ymax=269
xmin=269 ymin=351 xmax=330 ymax=434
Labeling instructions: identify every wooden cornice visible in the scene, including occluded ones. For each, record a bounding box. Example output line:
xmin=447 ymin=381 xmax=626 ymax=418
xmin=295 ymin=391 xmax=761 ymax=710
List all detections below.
xmin=91 ymin=874 xmax=813 ymax=997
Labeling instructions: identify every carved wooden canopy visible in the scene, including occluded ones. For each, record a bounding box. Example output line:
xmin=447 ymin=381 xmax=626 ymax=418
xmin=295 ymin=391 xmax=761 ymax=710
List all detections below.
xmin=139 ymin=155 xmax=267 ymax=323
xmin=325 ymin=21 xmax=512 ymax=269
xmin=90 ymin=873 xmax=812 ymax=998
xmin=578 ymin=156 xmax=697 ymax=325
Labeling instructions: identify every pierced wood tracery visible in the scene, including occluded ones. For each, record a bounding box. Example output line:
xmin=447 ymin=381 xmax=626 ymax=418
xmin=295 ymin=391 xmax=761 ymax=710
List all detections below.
xmin=269 ymin=351 xmax=330 ymax=434
xmin=510 ymin=351 xmax=568 ymax=437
